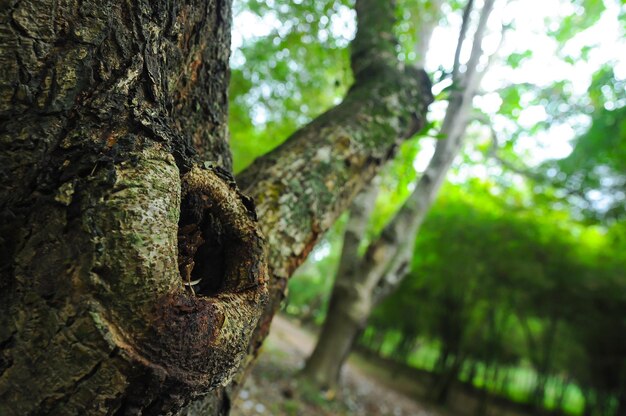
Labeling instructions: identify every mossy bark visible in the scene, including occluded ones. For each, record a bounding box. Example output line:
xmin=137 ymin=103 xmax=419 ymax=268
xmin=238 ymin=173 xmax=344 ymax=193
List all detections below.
xmin=0 ymin=0 xmax=433 ymax=414
xmin=0 ymin=0 xmax=267 ymax=414
xmin=301 ymin=0 xmax=496 ymax=391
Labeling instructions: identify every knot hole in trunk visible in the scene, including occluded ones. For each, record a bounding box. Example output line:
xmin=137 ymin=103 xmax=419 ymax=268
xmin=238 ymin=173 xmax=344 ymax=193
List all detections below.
xmin=177 ymin=167 xmax=266 ymax=297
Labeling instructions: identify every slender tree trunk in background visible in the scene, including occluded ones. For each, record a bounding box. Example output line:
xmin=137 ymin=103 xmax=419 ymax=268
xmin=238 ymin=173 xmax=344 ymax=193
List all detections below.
xmin=0 ymin=0 xmax=432 ymax=413
xmin=362 ymin=328 xmax=386 ymax=354
xmin=394 ymin=333 xmax=417 ymax=361
xmin=303 ymin=0 xmax=498 ymax=390
xmin=553 ymin=377 xmax=569 ymax=414
xmin=474 ymin=363 xmax=498 ymax=416
xmin=582 ymin=390 xmax=593 ymax=416
xmin=301 ymin=183 xmax=380 ymax=389
xmin=414 ymin=0 xmax=444 ymax=68
xmin=433 ymin=354 xmax=465 ymax=404
xmin=475 ymin=381 xmax=490 ymax=416
xmin=496 ymin=367 xmax=508 ymax=395
xmin=503 ymin=369 xmax=513 ymax=396
xmin=466 ymin=360 xmax=479 ymax=386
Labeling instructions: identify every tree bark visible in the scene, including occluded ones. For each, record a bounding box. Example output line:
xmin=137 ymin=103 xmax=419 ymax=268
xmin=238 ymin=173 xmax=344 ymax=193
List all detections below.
xmin=0 ymin=0 xmax=271 ymax=414
xmin=0 ymin=0 xmax=432 ymax=414
xmin=302 ymin=0 xmax=498 ymax=390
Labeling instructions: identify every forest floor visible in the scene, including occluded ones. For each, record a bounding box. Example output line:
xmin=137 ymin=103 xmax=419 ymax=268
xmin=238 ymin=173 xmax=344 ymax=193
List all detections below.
xmin=231 ymin=315 xmax=446 ymax=416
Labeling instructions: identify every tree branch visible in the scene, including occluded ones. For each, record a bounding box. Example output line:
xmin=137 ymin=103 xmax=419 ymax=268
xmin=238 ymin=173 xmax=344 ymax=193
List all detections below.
xmin=235 ymin=0 xmax=433 ymax=369
xmin=462 ymin=0 xmax=496 ymax=89
xmin=415 ymin=0 xmax=444 ymax=69
xmin=349 ymin=0 xmax=499 ymax=305
xmin=351 ymin=0 xmax=400 ymax=81
xmin=452 ymin=0 xmax=475 ymax=82
xmin=483 ymin=120 xmax=546 ymax=182
xmin=336 ymin=178 xmax=381 ymax=281
xmin=299 ymin=0 xmax=499 ymax=391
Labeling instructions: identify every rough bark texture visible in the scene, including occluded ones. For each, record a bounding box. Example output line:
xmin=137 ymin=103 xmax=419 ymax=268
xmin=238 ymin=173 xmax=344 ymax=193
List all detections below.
xmin=0 ymin=0 xmax=433 ymax=413
xmin=0 ymin=0 xmax=268 ymax=414
xmin=302 ymin=0 xmax=497 ymax=389
xmin=414 ymin=0 xmax=443 ymax=69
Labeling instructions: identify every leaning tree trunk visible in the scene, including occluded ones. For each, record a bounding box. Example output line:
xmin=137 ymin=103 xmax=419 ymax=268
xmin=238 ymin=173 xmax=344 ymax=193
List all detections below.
xmin=226 ymin=0 xmax=431 ymax=401
xmin=302 ymin=0 xmax=498 ymax=390
xmin=0 ymin=0 xmax=432 ymax=414
xmin=300 ymin=0 xmax=442 ymax=390
xmin=300 ymin=182 xmax=380 ymax=388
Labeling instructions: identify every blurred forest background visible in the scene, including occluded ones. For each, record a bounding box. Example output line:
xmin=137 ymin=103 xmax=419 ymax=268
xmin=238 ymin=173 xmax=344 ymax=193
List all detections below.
xmin=228 ymin=0 xmax=625 ymax=415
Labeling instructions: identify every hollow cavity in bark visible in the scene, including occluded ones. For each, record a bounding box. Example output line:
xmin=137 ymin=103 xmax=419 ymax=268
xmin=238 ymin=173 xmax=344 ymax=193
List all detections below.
xmin=177 ymin=166 xmax=264 ymax=297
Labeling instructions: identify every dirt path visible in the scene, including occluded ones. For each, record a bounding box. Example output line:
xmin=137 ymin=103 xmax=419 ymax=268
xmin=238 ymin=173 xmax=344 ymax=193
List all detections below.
xmin=232 ymin=315 xmax=444 ymax=416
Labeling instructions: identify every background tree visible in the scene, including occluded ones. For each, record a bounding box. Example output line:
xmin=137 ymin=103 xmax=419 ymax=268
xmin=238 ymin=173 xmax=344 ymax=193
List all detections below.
xmin=302 ymin=0 xmax=500 ymax=390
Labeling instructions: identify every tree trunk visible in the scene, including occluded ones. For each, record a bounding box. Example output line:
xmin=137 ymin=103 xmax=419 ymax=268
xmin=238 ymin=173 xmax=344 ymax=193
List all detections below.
xmin=0 ymin=0 xmax=265 ymax=413
xmin=553 ymin=377 xmax=569 ymax=414
xmin=0 ymin=0 xmax=432 ymax=414
xmin=526 ymin=317 xmax=558 ymax=408
xmin=237 ymin=0 xmax=432 ymax=391
xmin=299 ymin=294 xmax=364 ymax=391
xmin=301 ymin=184 xmax=380 ymax=390
xmin=302 ymin=0 xmax=497 ymax=390
xmin=432 ymin=353 xmax=464 ymax=404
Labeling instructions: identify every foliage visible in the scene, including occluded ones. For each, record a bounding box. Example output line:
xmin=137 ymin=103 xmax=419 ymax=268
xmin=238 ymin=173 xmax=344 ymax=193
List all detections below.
xmin=363 ymin=184 xmax=626 ymax=414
